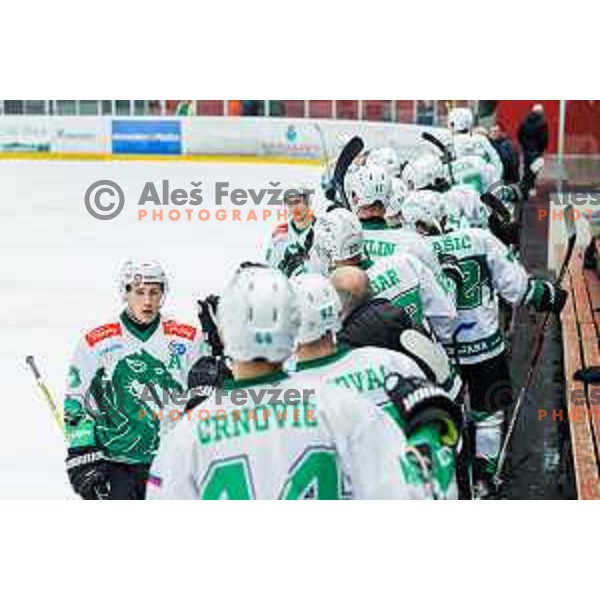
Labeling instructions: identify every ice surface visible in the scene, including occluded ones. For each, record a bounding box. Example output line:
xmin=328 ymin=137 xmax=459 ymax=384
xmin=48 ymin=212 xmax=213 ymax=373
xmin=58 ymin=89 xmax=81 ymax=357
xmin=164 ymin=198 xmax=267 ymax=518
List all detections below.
xmin=0 ymin=159 xmax=322 ymax=498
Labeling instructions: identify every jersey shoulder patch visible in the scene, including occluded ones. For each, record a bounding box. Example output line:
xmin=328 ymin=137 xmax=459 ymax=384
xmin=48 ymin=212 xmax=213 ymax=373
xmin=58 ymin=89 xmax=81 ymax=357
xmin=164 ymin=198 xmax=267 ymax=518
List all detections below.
xmin=85 ymin=322 xmax=123 ymax=348
xmin=272 ymin=222 xmax=289 ymax=238
xmin=162 ymin=319 xmax=197 ymax=341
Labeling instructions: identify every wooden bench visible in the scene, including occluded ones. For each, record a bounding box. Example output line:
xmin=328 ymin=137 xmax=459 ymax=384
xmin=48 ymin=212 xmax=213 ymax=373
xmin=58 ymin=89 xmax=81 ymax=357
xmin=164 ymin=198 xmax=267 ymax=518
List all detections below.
xmin=559 ymin=245 xmax=600 ymax=499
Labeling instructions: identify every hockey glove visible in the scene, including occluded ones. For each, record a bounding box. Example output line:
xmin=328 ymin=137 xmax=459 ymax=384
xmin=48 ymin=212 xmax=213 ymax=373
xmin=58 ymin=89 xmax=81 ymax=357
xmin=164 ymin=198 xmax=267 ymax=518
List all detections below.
xmin=384 ymin=375 xmax=463 ymax=449
xmin=523 ymin=278 xmax=568 ymax=315
xmin=66 ymin=446 xmax=111 ymax=500
xmin=197 ymin=294 xmax=223 ymax=356
xmin=186 ymin=355 xmax=232 ymax=411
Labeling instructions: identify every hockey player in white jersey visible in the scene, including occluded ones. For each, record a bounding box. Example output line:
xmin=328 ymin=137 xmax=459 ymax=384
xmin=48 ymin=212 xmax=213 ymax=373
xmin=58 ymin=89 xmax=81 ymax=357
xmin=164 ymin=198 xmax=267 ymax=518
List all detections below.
xmin=63 ymin=260 xmax=207 ymax=500
xmin=265 ymin=184 xmax=316 ymax=277
xmin=401 ymin=195 xmax=567 ymax=494
xmin=312 ymin=208 xmax=458 ymax=344
xmin=290 ymin=273 xmax=462 ymax=499
xmin=147 ymin=266 xmax=426 ymax=500
xmin=346 ymin=162 xmax=447 ymax=280
xmin=447 ymin=107 xmax=504 ymax=184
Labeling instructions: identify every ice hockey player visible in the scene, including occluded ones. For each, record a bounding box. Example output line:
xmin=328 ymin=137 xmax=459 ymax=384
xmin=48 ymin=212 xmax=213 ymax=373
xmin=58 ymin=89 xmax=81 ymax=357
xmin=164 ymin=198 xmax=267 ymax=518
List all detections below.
xmin=147 ymin=266 xmax=427 ymax=500
xmin=346 ymin=162 xmax=448 ymax=283
xmin=290 ymin=272 xmax=462 ymax=499
xmin=265 ymin=184 xmax=317 ymax=277
xmin=63 ymin=260 xmax=207 ymax=500
xmin=400 ymin=195 xmax=568 ymax=495
xmin=329 ymin=265 xmax=462 ymax=400
xmin=311 ymin=208 xmax=458 ymax=344
xmin=446 ymin=107 xmax=504 ymax=185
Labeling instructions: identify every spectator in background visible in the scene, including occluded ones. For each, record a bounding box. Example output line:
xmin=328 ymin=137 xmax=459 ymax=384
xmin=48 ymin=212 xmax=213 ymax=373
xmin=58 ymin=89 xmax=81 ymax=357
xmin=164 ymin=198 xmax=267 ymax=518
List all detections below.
xmin=518 ymin=104 xmax=548 ymax=197
xmin=489 ymin=122 xmax=521 ymax=184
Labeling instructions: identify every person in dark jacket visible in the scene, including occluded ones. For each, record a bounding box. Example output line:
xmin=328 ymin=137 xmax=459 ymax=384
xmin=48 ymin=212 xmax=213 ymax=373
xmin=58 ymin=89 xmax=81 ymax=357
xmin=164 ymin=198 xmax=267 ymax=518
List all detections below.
xmin=489 ymin=123 xmax=521 ymax=184
xmin=517 ymin=104 xmax=549 ymax=196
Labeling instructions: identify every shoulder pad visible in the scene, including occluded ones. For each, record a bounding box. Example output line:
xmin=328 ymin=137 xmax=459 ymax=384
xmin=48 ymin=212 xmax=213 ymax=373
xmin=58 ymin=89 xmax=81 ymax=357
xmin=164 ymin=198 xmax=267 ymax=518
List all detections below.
xmin=85 ymin=322 xmax=123 ymax=347
xmin=162 ymin=319 xmax=197 ymax=341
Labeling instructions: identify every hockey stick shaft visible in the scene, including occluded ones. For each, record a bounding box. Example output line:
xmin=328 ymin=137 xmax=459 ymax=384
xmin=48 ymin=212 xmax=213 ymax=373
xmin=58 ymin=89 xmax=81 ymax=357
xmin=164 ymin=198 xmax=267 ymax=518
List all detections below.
xmin=26 ymin=355 xmax=65 ymax=434
xmin=494 ymin=221 xmax=577 ymax=486
xmin=332 ymin=136 xmax=364 ymax=210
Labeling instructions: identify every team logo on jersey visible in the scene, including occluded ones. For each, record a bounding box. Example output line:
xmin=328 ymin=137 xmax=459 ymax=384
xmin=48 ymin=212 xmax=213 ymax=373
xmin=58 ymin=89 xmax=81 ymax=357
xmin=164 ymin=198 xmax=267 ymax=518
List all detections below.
xmin=85 ymin=323 xmax=122 ymax=348
xmin=68 ymin=365 xmax=82 ymax=388
xmin=169 ymin=340 xmax=187 ymax=356
xmin=162 ymin=320 xmax=196 ymax=340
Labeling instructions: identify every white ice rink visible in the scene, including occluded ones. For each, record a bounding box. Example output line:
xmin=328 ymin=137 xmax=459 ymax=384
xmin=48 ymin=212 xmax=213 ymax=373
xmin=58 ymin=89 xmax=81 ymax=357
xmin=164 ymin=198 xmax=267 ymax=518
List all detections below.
xmin=0 ymin=158 xmax=322 ymax=498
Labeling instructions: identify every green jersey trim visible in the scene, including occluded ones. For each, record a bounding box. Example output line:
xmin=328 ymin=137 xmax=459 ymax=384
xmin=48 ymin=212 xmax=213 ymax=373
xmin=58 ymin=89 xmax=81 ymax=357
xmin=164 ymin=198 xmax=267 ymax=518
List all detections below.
xmin=295 ymin=345 xmax=353 ymax=372
xmin=445 ymin=329 xmax=504 ymax=359
xmin=361 ymin=219 xmax=388 ymax=231
xmin=120 ymin=311 xmax=160 ymax=342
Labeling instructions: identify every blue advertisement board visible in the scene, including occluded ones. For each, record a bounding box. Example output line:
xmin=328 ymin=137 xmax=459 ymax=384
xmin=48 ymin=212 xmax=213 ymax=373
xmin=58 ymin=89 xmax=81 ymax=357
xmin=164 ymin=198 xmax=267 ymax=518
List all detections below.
xmin=112 ymin=119 xmax=182 ymax=155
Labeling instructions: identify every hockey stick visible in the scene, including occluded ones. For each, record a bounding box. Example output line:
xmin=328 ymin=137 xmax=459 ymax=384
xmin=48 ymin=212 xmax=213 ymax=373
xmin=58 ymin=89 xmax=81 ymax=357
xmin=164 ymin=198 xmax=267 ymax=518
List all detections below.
xmin=26 ymin=355 xmax=64 ymax=434
xmin=26 ymin=355 xmax=112 ymax=499
xmin=329 ymin=135 xmax=364 ymax=210
xmin=313 ymin=122 xmax=331 ymax=178
xmin=493 ymin=204 xmax=577 ymax=488
xmin=421 ymin=130 xmax=455 ymax=185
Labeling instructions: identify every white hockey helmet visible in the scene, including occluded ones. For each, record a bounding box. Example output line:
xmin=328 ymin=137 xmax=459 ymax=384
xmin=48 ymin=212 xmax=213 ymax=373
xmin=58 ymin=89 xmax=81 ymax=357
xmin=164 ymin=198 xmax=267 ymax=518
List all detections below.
xmin=284 ymin=182 xmax=316 ymax=206
xmin=118 ymin=260 xmax=169 ymax=302
xmin=345 ymin=163 xmax=391 ymax=212
xmin=448 ymin=107 xmax=474 ymax=134
xmin=366 ymin=147 xmax=401 ymax=177
xmin=385 ymin=178 xmax=409 ymax=221
xmin=313 ymin=208 xmax=364 ymax=273
xmin=291 ymin=273 xmax=342 ymax=345
xmin=401 ymin=151 xmax=445 ymax=191
xmin=401 ymin=191 xmax=444 ymax=233
xmin=217 ymin=267 xmax=300 ymax=363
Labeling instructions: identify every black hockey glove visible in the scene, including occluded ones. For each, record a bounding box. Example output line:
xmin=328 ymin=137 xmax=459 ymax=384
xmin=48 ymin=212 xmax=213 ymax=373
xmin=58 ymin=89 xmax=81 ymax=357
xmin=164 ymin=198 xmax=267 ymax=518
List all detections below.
xmin=66 ymin=447 xmax=111 ymax=500
xmin=523 ymin=278 xmax=568 ymax=315
xmin=197 ymin=294 xmax=223 ymax=356
xmin=280 ymin=249 xmax=308 ymax=278
xmin=186 ymin=355 xmax=232 ymax=411
xmin=384 ymin=375 xmax=463 ymax=449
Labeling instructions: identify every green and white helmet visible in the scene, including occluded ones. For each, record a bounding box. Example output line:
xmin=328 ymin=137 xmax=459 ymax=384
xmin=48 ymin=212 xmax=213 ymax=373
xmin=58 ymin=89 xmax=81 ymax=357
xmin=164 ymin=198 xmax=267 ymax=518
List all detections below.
xmin=118 ymin=259 xmax=169 ymax=301
xmin=401 ymin=190 xmax=444 ymax=234
xmin=366 ymin=147 xmax=401 ymax=177
xmin=401 ymin=151 xmax=445 ymax=191
xmin=217 ymin=267 xmax=300 ymax=363
xmin=291 ymin=273 xmax=342 ymax=345
xmin=345 ymin=163 xmax=392 ymax=211
xmin=448 ymin=107 xmax=474 ymax=134
xmin=386 ymin=178 xmax=409 ymax=221
xmin=312 ymin=208 xmax=364 ymax=273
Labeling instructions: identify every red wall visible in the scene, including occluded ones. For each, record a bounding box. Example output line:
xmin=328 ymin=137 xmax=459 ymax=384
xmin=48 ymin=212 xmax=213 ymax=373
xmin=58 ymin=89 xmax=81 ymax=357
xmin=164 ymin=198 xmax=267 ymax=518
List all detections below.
xmin=496 ymin=100 xmax=560 ymax=154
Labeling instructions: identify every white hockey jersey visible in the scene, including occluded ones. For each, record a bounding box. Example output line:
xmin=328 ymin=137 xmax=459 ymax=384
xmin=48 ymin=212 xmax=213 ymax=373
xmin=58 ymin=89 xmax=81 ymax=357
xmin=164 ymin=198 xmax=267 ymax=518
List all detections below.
xmin=442 ymin=184 xmax=490 ymax=231
xmin=64 ymin=311 xmax=207 ymax=464
xmin=430 ymin=228 xmax=529 ymax=364
xmin=451 ymin=133 xmax=504 ymax=185
xmin=265 ymin=219 xmax=315 ymax=276
xmin=147 ymin=370 xmax=428 ymax=499
xmin=293 ymin=345 xmax=460 ymax=499
xmin=361 ymin=220 xmax=443 ymax=273
xmin=363 ymin=253 xmax=458 ymax=344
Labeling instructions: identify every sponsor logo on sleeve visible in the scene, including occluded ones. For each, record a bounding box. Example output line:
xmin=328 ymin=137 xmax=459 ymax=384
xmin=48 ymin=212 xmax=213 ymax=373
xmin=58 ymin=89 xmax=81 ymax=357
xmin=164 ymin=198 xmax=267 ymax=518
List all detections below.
xmin=85 ymin=323 xmax=123 ymax=348
xmin=163 ymin=320 xmax=196 ymax=341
